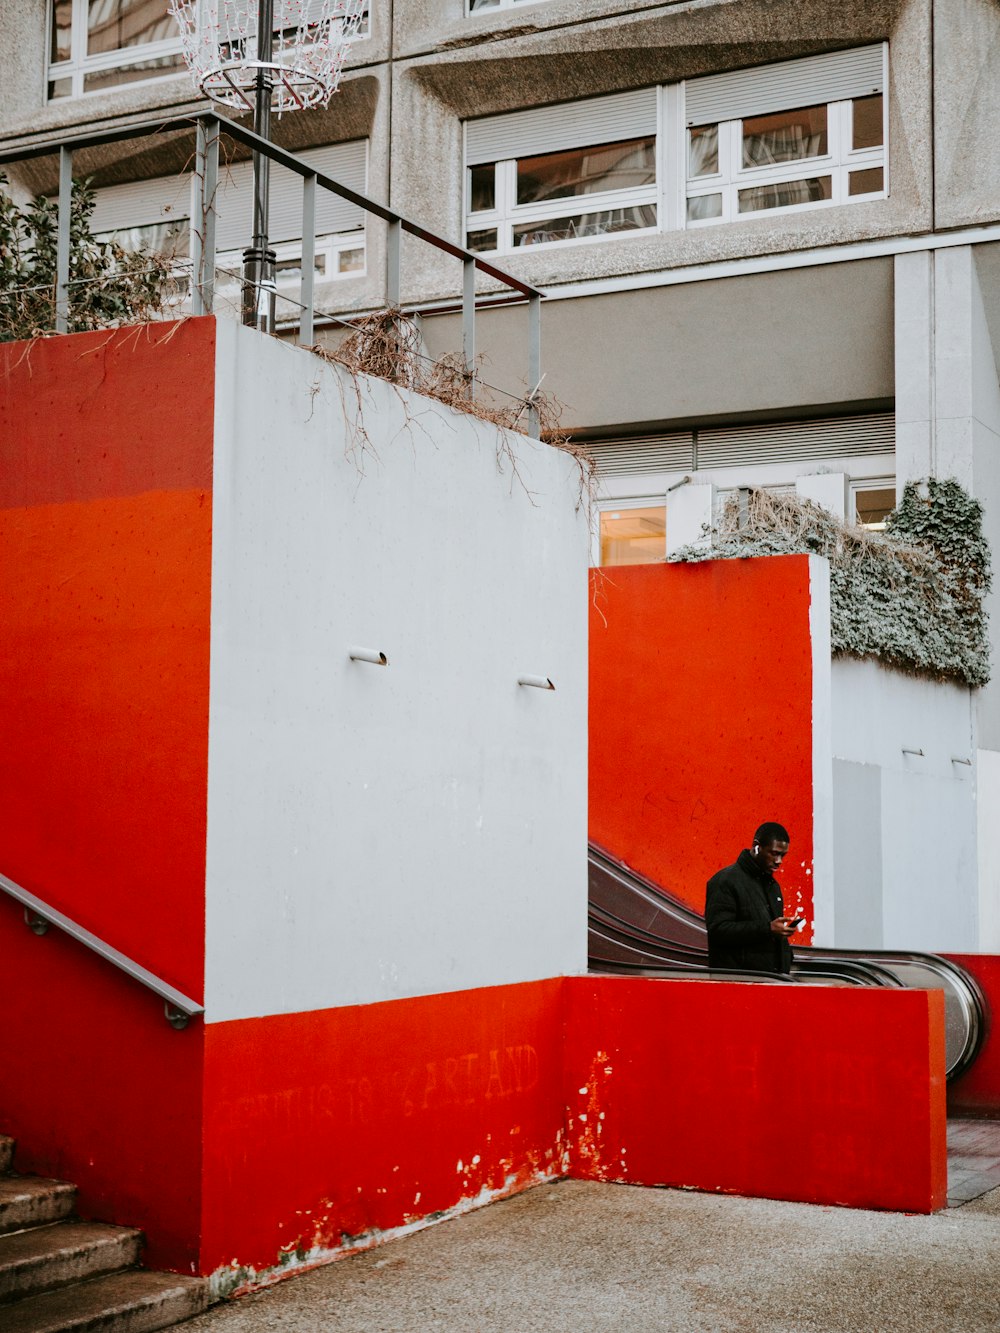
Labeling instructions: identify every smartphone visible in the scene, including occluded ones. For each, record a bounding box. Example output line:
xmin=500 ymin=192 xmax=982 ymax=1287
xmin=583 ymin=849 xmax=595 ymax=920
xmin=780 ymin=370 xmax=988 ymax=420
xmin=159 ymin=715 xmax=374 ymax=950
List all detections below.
xmin=789 ymin=916 xmax=804 ymax=928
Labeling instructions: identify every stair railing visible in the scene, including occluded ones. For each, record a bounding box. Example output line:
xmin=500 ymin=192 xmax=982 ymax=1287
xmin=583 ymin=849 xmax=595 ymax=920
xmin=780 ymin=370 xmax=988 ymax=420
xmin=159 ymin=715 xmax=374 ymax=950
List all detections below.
xmin=0 ymin=112 xmax=545 ymax=435
xmin=0 ymin=870 xmax=204 ymax=1030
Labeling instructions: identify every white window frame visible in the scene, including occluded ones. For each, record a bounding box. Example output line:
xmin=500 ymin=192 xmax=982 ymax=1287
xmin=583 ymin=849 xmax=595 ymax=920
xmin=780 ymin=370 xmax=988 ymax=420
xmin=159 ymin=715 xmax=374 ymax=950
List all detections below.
xmin=684 ymin=96 xmax=887 ymax=227
xmin=215 ymin=232 xmax=366 ymax=293
xmin=464 ymin=46 xmax=888 ymax=255
xmin=850 ymin=475 xmax=896 ymax=529
xmin=47 ymin=0 xmax=185 ymax=101
xmin=46 ymin=0 xmax=370 ymax=102
xmin=467 ymin=0 xmax=547 ymax=15
xmin=465 ymin=140 xmax=659 ymax=257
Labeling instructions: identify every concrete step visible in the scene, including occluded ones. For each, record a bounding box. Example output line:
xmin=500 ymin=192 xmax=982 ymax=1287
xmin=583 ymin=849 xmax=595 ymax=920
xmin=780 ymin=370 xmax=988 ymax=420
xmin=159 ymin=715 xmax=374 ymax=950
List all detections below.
xmin=0 ymin=1221 xmax=144 ymax=1303
xmin=0 ymin=1178 xmax=76 ymax=1236
xmin=3 ymin=1269 xmax=209 ymax=1333
xmin=0 ymin=1137 xmax=15 ymax=1174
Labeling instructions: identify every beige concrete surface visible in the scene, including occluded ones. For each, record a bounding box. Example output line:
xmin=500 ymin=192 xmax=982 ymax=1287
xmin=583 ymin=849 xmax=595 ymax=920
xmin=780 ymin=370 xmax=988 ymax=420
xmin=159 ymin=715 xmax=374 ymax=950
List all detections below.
xmin=185 ymin=1178 xmax=1000 ymax=1332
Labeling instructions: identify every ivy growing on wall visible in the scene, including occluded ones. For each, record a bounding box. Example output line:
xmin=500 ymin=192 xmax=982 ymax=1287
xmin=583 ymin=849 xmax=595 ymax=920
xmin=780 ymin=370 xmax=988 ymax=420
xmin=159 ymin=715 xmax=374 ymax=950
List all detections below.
xmin=668 ymin=478 xmax=992 ymax=687
xmin=0 ymin=172 xmax=170 ymax=342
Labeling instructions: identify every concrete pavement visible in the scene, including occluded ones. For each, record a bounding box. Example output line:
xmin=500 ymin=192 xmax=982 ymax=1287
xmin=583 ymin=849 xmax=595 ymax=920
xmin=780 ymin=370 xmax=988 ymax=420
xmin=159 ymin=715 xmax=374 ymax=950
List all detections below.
xmin=184 ymin=1176 xmax=1000 ymax=1333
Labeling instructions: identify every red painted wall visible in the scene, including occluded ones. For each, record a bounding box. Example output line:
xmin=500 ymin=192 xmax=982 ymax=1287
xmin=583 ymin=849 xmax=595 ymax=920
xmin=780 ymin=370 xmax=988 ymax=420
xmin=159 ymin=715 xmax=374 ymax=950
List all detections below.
xmin=563 ymin=975 xmax=947 ymax=1213
xmin=0 ymin=321 xmax=215 ymax=1271
xmin=0 ymin=320 xmax=215 ymax=998
xmin=0 ymin=893 xmax=204 ymax=1272
xmin=945 ymin=954 xmax=1000 ymax=1118
xmin=590 ymin=558 xmax=817 ymax=930
xmin=199 ymin=980 xmax=566 ymax=1284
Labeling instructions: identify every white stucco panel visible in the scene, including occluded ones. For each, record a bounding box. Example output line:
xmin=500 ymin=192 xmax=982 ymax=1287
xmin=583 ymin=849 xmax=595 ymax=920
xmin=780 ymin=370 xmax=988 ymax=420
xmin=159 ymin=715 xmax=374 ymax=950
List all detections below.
xmin=830 ymin=656 xmax=978 ymax=951
xmin=205 ymin=320 xmax=589 ymax=1022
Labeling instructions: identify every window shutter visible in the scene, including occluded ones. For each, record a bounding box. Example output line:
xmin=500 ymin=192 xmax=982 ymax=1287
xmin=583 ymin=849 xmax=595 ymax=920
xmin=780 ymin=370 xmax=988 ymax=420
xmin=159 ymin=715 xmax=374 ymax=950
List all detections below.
xmin=587 ymin=413 xmax=893 ymax=477
xmin=91 ymin=174 xmax=192 ymax=235
xmin=583 ymin=433 xmax=694 ymax=476
xmin=91 ymin=140 xmax=367 ymax=249
xmin=214 ymin=140 xmax=367 ymax=250
xmin=695 ymin=413 xmax=894 ymax=469
xmin=685 ymin=44 xmax=885 ymax=127
xmin=465 ymin=88 xmax=657 ymax=166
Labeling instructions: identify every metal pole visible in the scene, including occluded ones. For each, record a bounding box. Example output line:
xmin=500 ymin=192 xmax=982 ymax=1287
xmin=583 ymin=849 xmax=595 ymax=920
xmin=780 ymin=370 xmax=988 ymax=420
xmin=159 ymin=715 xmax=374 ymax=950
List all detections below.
xmin=386 ymin=218 xmax=401 ymax=307
xmin=191 ymin=120 xmax=206 ymax=316
xmin=462 ymin=257 xmax=476 ymax=400
xmin=527 ymin=292 xmax=541 ymax=439
xmin=55 ymin=145 xmax=73 ymax=334
xmin=242 ymin=0 xmax=276 ymax=331
xmin=202 ymin=118 xmax=219 ymax=315
xmin=299 ymin=172 xmax=316 ymax=346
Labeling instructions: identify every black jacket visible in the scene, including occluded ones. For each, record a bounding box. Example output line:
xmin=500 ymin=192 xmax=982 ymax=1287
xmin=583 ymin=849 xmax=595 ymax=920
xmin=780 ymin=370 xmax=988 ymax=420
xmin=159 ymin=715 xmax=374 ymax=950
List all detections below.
xmin=704 ymin=849 xmax=792 ymax=975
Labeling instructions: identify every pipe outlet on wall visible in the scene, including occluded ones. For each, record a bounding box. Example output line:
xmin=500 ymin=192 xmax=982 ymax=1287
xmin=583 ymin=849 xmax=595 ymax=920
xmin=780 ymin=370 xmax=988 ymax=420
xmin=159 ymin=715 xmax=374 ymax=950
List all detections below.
xmin=518 ymin=675 xmax=555 ymax=690
xmin=349 ymin=648 xmax=388 ymax=666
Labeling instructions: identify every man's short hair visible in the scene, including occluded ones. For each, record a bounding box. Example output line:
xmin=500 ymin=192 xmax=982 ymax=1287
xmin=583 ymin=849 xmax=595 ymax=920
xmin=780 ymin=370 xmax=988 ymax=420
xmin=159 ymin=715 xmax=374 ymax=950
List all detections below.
xmin=754 ymin=822 xmax=790 ymax=846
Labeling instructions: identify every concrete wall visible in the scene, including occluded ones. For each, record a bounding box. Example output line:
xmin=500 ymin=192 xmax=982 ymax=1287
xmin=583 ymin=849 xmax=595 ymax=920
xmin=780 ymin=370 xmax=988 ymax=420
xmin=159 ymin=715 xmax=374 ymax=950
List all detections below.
xmin=205 ymin=319 xmax=590 ymax=1022
xmin=419 ymin=258 xmax=895 ymax=433
xmin=830 ymin=656 xmax=978 ymax=951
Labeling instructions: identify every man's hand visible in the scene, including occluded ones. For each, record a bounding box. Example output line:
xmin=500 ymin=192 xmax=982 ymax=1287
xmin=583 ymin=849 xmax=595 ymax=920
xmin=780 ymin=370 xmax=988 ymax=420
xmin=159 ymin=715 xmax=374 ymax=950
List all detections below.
xmin=770 ymin=916 xmax=800 ymax=937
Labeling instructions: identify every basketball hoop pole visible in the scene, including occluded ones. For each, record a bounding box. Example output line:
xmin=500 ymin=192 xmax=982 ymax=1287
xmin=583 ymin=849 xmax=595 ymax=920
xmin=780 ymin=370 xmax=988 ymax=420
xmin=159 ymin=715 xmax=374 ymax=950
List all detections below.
xmin=242 ymin=0 xmax=277 ymax=332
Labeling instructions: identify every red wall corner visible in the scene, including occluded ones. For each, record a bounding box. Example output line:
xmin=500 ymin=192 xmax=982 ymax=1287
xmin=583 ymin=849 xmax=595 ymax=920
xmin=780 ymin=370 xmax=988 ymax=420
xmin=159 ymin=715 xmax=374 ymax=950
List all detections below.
xmin=561 ymin=975 xmax=946 ymax=1214
xmin=589 ymin=557 xmax=816 ymax=929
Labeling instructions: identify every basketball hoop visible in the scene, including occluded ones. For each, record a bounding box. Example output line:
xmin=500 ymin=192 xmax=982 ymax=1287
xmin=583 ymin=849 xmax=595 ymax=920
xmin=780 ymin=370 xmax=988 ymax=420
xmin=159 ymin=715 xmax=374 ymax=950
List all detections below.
xmin=169 ymin=0 xmax=365 ymax=113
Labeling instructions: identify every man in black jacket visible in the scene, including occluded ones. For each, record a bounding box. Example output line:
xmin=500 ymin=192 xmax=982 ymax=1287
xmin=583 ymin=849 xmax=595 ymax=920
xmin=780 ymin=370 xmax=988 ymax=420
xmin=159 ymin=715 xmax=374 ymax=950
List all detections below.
xmin=704 ymin=822 xmax=801 ymax=975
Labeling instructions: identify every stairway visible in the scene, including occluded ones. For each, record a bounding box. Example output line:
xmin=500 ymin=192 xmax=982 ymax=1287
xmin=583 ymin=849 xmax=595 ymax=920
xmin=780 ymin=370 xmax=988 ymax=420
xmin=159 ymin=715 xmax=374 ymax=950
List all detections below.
xmin=0 ymin=1134 xmax=209 ymax=1332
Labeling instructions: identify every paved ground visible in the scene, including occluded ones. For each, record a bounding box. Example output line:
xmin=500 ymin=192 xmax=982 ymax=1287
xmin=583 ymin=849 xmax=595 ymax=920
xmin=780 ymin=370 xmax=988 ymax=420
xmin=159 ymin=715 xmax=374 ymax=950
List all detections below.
xmin=185 ymin=1146 xmax=1000 ymax=1333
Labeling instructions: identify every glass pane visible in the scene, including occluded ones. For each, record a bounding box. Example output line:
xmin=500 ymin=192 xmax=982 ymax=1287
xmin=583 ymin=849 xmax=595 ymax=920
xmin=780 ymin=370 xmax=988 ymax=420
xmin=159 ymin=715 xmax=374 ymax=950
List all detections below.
xmin=687 ymin=193 xmax=722 ymax=222
xmin=469 ymin=164 xmax=495 ymax=213
xmin=738 ymin=176 xmax=831 ymax=213
xmin=88 ymin=0 xmax=175 ymax=55
xmin=599 ymin=507 xmax=666 ymax=566
xmin=337 ymin=247 xmax=365 ymax=274
xmin=100 ymin=218 xmax=189 ymax=258
xmin=512 ymin=203 xmax=656 ymax=247
xmin=48 ymin=77 xmax=74 ymax=99
xmin=51 ymin=0 xmax=73 ymax=62
xmin=82 ymin=49 xmax=185 ymax=90
xmin=466 ymin=228 xmax=498 ymax=253
xmin=742 ymin=105 xmax=827 ymax=168
xmin=852 ymin=94 xmax=883 ymax=150
xmin=516 ymin=138 xmax=655 ymax=206
xmin=274 ymin=254 xmax=326 ymax=282
xmin=688 ymin=125 xmax=718 ymax=178
xmin=849 ymin=166 xmax=884 ymax=196
xmin=469 ymin=0 xmax=501 ymax=9
xmin=855 ymin=486 xmax=895 ymax=528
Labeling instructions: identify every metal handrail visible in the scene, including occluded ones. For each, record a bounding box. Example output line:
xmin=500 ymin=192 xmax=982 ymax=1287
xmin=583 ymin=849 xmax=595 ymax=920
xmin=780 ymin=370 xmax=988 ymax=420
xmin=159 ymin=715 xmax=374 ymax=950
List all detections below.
xmin=0 ymin=870 xmax=204 ymax=1029
xmin=0 ymin=112 xmax=544 ymax=434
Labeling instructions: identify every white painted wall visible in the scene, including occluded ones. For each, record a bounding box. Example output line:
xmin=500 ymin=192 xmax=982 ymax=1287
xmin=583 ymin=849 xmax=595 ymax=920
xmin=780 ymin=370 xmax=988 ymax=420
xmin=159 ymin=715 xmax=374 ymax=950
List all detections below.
xmin=829 ymin=657 xmax=978 ymax=951
xmin=808 ymin=556 xmax=835 ymax=945
xmin=205 ymin=320 xmax=589 ymax=1022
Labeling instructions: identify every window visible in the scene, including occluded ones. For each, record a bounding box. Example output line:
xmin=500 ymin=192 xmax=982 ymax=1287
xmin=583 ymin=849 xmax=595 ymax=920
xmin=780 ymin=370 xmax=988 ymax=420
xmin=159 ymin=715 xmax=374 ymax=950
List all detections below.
xmin=465 ymin=45 xmax=886 ymax=253
xmin=599 ymin=505 xmax=666 ymax=566
xmin=853 ymin=480 xmax=896 ymax=529
xmin=686 ymin=95 xmax=885 ymax=224
xmin=468 ymin=0 xmax=542 ymax=10
xmin=467 ymin=138 xmax=657 ymax=253
xmin=48 ymin=0 xmax=185 ymax=99
xmin=47 ymin=0 xmax=369 ymax=101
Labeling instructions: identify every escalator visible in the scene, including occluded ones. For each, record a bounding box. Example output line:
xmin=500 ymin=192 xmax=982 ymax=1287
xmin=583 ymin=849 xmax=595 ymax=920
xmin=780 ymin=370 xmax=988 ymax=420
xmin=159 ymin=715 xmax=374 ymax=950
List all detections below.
xmin=589 ymin=843 xmax=987 ymax=1081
